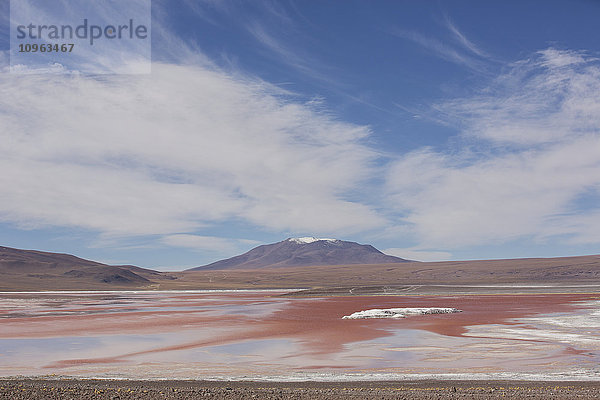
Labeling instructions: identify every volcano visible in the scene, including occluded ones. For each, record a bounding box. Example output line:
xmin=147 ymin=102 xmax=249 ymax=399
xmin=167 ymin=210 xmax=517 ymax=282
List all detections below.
xmin=187 ymin=237 xmax=411 ymax=270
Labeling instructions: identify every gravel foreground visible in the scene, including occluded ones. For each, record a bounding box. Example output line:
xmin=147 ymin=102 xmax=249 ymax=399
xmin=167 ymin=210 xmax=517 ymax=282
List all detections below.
xmin=2 ymin=379 xmax=600 ymax=399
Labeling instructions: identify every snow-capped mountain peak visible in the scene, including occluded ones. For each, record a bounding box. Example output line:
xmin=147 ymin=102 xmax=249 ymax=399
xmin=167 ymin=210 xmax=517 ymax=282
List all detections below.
xmin=188 ymin=237 xmax=410 ymax=270
xmin=287 ymin=237 xmax=339 ymax=244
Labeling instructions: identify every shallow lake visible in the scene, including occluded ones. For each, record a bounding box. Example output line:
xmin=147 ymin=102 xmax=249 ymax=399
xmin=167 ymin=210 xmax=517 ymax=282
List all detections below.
xmin=1 ymin=291 xmax=599 ymax=380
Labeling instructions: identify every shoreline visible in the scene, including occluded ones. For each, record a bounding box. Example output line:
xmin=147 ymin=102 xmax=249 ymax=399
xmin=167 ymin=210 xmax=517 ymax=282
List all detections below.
xmin=4 ymin=371 xmax=600 ymax=382
xmin=2 ymin=284 xmax=600 ymax=296
xmin=0 ymin=289 xmax=303 ymax=294
xmin=3 ymin=378 xmax=600 ymax=399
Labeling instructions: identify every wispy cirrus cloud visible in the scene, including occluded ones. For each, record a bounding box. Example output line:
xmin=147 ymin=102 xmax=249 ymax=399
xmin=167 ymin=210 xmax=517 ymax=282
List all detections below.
xmin=385 ymin=49 xmax=600 ymax=250
xmin=444 ymin=17 xmax=490 ymax=59
xmin=391 ymin=18 xmax=493 ymax=73
xmin=392 ymin=29 xmax=485 ymax=72
xmin=392 ymin=29 xmax=485 ymax=71
xmin=245 ymin=20 xmax=338 ymax=86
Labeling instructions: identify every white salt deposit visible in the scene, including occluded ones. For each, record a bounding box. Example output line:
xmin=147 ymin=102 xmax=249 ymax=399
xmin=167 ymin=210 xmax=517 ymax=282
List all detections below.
xmin=463 ymin=300 xmax=600 ymax=348
xmin=342 ymin=307 xmax=462 ymax=319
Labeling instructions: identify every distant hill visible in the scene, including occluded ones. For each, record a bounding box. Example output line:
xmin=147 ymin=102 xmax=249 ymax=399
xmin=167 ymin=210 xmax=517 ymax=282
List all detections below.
xmin=0 ymin=246 xmax=165 ymax=291
xmin=187 ymin=237 xmax=411 ymax=270
xmin=3 ymin=244 xmax=600 ymax=293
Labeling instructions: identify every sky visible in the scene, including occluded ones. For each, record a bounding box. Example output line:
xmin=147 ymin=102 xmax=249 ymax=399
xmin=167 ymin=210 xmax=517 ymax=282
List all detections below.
xmin=1 ymin=0 xmax=600 ymax=270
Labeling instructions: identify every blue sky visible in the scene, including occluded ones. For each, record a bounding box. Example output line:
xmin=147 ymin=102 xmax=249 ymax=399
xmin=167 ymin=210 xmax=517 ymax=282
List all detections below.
xmin=1 ymin=0 xmax=600 ymax=270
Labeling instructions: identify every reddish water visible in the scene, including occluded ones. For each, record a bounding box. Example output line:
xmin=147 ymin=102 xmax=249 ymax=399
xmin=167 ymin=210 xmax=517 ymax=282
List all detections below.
xmin=0 ymin=291 xmax=599 ymax=379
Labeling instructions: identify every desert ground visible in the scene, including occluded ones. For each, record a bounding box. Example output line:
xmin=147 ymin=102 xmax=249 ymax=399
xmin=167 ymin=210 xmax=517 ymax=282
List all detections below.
xmin=4 ymin=379 xmax=600 ymax=399
xmin=3 ymin=245 xmax=600 ymax=292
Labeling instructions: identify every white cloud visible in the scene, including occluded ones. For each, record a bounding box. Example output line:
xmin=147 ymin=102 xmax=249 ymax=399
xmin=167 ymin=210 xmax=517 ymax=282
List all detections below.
xmin=0 ymin=51 xmax=8 ymax=70
xmin=161 ymin=234 xmax=240 ymax=253
xmin=441 ymin=49 xmax=600 ymax=146
xmin=383 ymin=247 xmax=452 ymax=262
xmin=0 ymin=63 xmax=385 ymax=240
xmin=386 ymin=49 xmax=600 ymax=249
xmin=538 ymin=48 xmax=586 ymax=68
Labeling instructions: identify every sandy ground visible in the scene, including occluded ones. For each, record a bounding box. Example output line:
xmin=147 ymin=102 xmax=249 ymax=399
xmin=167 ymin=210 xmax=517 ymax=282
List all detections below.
xmin=2 ymin=379 xmax=600 ymax=399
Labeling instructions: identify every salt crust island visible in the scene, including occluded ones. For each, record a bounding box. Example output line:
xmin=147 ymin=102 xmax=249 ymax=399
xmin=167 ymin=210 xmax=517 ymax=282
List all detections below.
xmin=342 ymin=308 xmax=463 ymax=319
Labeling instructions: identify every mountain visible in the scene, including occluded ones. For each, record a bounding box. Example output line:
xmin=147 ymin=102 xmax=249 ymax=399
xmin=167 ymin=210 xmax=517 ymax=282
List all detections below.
xmin=2 ymin=245 xmax=600 ymax=292
xmin=0 ymin=246 xmax=165 ymax=291
xmin=187 ymin=237 xmax=411 ymax=270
